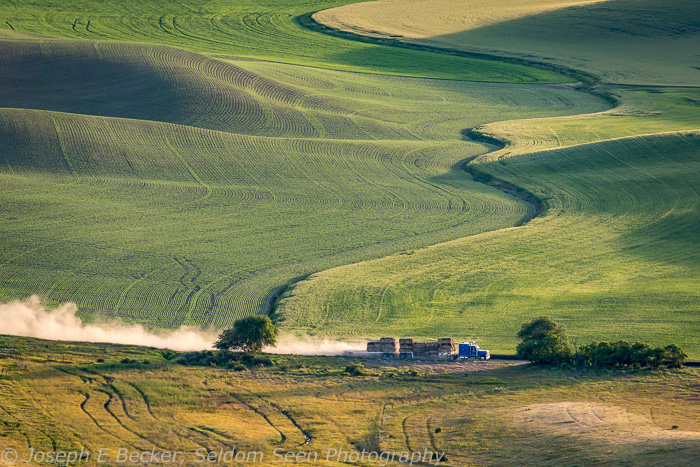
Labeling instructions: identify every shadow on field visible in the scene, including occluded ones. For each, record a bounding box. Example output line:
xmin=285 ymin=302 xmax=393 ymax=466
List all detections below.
xmin=419 ymin=0 xmax=700 ymax=85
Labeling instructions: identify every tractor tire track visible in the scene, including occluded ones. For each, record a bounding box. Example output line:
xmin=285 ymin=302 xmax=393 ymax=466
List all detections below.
xmin=190 ymin=425 xmax=238 ymax=445
xmin=107 ymin=383 xmax=137 ymax=422
xmin=426 ymin=417 xmax=439 ymax=452
xmin=235 ymin=385 xmax=311 ymax=445
xmin=402 ymin=415 xmax=414 ymax=452
xmin=123 ymin=381 xmax=218 ymax=451
xmin=589 ymin=406 xmax=607 ymax=423
xmin=80 ymin=392 xmax=139 ymax=449
xmin=270 ymin=402 xmax=312 ymax=445
xmin=126 ymin=382 xmax=159 ymax=421
xmin=564 ymin=404 xmax=590 ymax=428
xmin=0 ymin=403 xmax=32 ymax=450
xmin=100 ymin=389 xmax=170 ymax=450
xmin=228 ymin=392 xmax=286 ymax=444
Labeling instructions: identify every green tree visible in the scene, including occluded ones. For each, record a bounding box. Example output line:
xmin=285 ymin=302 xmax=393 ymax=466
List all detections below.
xmin=214 ymin=316 xmax=278 ymax=354
xmin=516 ymin=317 xmax=572 ymax=364
xmin=578 ymin=341 xmax=686 ymax=368
xmin=662 ymin=344 xmax=687 ymax=368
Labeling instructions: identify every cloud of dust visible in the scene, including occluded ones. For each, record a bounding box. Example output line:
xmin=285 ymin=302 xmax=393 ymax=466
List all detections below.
xmin=0 ymin=296 xmax=215 ymax=351
xmin=0 ymin=296 xmax=367 ymax=355
xmin=266 ymin=333 xmax=366 ymax=356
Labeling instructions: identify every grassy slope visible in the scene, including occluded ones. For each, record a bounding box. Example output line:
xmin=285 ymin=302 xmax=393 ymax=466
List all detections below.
xmin=279 ymin=2 xmax=700 ymax=355
xmin=1 ymin=335 xmax=699 ymax=466
xmin=0 ymin=0 xmax=566 ymax=83
xmin=315 ymin=0 xmax=700 ymax=85
xmin=474 ymin=86 xmax=700 ymax=160
xmin=0 ymin=38 xmax=606 ymax=326
xmin=279 ymin=129 xmax=700 ymax=355
xmin=1 ymin=0 xmax=697 ymax=358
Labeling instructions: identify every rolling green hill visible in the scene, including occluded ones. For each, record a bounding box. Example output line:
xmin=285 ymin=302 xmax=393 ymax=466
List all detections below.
xmin=271 ymin=0 xmax=700 ymax=357
xmin=278 ymin=129 xmax=700 ymax=356
xmin=0 ymin=36 xmax=606 ymax=326
xmin=0 ymin=0 xmax=567 ymax=83
xmin=1 ymin=0 xmax=698 ymax=359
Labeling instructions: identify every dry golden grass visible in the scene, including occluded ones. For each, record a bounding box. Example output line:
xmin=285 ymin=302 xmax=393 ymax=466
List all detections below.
xmin=0 ymin=336 xmax=698 ymax=466
xmin=315 ymin=0 xmax=607 ymax=41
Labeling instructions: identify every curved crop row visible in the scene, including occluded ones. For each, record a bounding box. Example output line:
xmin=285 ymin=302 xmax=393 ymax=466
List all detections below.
xmin=0 ymin=0 xmax=570 ymax=83
xmin=278 ymin=130 xmax=700 ymax=356
xmin=0 ymin=107 xmax=530 ymax=325
xmin=0 ymin=28 xmax=608 ymax=327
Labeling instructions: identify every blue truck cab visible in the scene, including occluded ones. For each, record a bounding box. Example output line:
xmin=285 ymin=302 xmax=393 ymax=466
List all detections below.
xmin=458 ymin=342 xmax=490 ymax=360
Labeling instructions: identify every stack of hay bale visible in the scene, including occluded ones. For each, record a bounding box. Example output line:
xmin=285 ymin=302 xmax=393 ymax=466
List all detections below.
xmin=413 ymin=341 xmax=426 ymax=357
xmin=438 ymin=337 xmax=455 ymax=355
xmin=368 ymin=337 xmax=456 ymax=359
xmin=366 ymin=337 xmax=398 ymax=354
xmin=405 ymin=340 xmax=439 ymax=358
xmin=399 ymin=338 xmax=415 ymax=355
xmin=379 ymin=337 xmax=398 ymax=353
xmin=424 ymin=341 xmax=440 ymax=359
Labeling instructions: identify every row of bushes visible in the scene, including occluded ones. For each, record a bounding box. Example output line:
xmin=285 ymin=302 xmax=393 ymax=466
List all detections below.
xmin=578 ymin=341 xmax=686 ymax=368
xmin=517 ymin=317 xmax=688 ymax=368
xmin=175 ymin=350 xmax=274 ymax=368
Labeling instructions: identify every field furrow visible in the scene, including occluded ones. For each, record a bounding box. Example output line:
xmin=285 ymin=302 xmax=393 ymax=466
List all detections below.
xmin=0 ymin=32 xmax=605 ymax=325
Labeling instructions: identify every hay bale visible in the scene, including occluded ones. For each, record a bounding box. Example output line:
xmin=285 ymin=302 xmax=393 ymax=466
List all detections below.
xmin=367 ymin=341 xmax=381 ymax=352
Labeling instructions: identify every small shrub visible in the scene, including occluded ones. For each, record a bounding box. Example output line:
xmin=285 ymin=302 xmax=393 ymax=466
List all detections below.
xmin=345 ymin=363 xmax=367 ymax=376
xmin=160 ymin=349 xmax=178 ymax=360
xmin=252 ymin=356 xmax=273 ymax=367
xmin=579 ymin=341 xmax=687 ymax=368
xmin=174 ymin=350 xmax=245 ymax=367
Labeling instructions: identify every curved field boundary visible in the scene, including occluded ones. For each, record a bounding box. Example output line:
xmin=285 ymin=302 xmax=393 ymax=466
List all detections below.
xmin=275 ymin=4 xmax=700 ymax=354
xmin=310 ymin=0 xmax=700 ymax=87
xmin=0 ymin=49 xmax=606 ymax=326
xmin=298 ymin=12 xmax=596 ymax=88
xmin=0 ymin=0 xmax=568 ymax=84
xmin=277 ymin=129 xmax=700 ymax=355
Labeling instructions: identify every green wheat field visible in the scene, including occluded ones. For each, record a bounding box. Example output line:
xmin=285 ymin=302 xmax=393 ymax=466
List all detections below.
xmin=1 ymin=0 xmax=699 ymax=465
xmin=1 ymin=0 xmax=698 ymax=356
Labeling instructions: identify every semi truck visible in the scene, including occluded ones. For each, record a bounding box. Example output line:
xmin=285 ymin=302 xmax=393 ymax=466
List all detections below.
xmin=344 ymin=337 xmax=490 ymax=360
xmin=458 ymin=342 xmax=490 ymax=360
